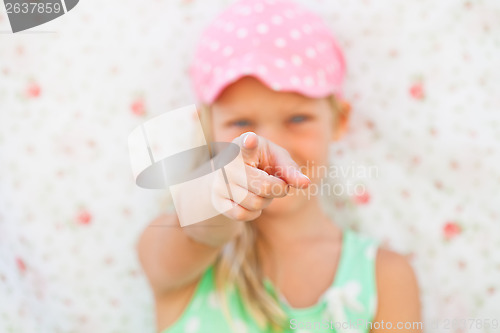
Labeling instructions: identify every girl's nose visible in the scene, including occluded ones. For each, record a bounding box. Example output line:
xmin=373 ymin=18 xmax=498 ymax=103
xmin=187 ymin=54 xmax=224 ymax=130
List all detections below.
xmin=255 ymin=125 xmax=289 ymax=151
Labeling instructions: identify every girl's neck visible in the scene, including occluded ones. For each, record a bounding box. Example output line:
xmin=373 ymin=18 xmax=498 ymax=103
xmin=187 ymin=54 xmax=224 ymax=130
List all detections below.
xmin=253 ymin=196 xmax=339 ymax=252
xmin=253 ymin=195 xmax=343 ymax=286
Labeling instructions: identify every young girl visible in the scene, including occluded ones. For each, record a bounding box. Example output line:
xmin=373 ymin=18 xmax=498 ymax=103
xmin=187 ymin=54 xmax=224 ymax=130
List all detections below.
xmin=137 ymin=0 xmax=421 ymax=332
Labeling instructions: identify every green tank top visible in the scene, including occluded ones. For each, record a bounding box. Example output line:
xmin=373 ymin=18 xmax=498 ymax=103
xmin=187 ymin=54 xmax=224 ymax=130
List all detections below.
xmin=161 ymin=228 xmax=380 ymax=333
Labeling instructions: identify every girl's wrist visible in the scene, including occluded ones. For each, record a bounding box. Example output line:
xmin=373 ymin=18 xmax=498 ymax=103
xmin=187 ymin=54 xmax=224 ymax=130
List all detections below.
xmin=182 ymin=213 xmax=244 ymax=248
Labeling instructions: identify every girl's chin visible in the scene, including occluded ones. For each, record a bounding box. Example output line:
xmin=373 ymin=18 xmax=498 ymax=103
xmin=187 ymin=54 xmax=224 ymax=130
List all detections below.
xmin=261 ymin=188 xmax=311 ymax=215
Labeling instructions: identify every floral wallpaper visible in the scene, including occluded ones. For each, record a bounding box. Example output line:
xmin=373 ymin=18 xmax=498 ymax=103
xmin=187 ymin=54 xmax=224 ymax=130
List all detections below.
xmin=1 ymin=0 xmax=499 ymax=332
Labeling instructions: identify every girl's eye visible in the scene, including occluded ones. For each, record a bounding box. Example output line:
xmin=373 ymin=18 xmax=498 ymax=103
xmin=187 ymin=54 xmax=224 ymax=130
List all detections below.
xmin=289 ymin=115 xmax=309 ymax=124
xmin=231 ymin=120 xmax=252 ymax=127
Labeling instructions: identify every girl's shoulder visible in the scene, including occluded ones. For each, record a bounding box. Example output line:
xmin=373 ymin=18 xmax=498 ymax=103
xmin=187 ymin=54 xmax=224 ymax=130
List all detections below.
xmin=370 ymin=245 xmax=421 ymax=327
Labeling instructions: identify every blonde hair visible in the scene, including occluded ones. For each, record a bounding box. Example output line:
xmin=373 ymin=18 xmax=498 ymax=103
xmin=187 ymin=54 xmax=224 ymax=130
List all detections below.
xmin=197 ymin=93 xmax=346 ymax=332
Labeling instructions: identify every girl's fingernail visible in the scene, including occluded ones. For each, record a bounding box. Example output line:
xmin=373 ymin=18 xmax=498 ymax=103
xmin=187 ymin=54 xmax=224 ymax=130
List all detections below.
xmin=295 ymin=169 xmax=310 ymax=182
xmin=243 ymin=133 xmax=249 ymax=147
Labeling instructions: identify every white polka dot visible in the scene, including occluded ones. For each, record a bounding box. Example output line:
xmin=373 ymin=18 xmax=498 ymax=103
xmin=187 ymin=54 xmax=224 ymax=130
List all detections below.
xmin=317 ymin=42 xmax=328 ymax=52
xmin=225 ymin=69 xmax=237 ymax=80
xmin=185 ymin=317 xmax=200 ymax=333
xmin=214 ymin=67 xmax=223 ymax=76
xmin=291 ymin=55 xmax=302 ymax=66
xmin=209 ymin=40 xmax=220 ymax=51
xmin=236 ymin=28 xmax=248 ymax=39
xmin=344 ymin=280 xmax=362 ymax=298
xmin=365 ymin=245 xmax=377 ymax=260
xmin=306 ymin=47 xmax=317 ymax=58
xmin=290 ymin=29 xmax=301 ymax=40
xmin=257 ymin=65 xmax=268 ymax=75
xmin=284 ymin=9 xmax=295 ymax=19
xmin=271 ymin=82 xmax=281 ymax=91
xmin=290 ymin=76 xmax=301 ymax=86
xmin=237 ymin=6 xmax=251 ymax=16
xmin=234 ymin=319 xmax=249 ymax=333
xmin=253 ymin=3 xmax=264 ymax=12
xmin=304 ymin=76 xmax=314 ymax=87
xmin=222 ymin=46 xmax=234 ymax=57
xmin=275 ymin=58 xmax=286 ymax=68
xmin=242 ymin=67 xmax=252 ymax=75
xmin=302 ymin=24 xmax=312 ymax=34
xmin=256 ymin=23 xmax=268 ymax=34
xmin=271 ymin=15 xmax=283 ymax=25
xmin=224 ymin=22 xmax=235 ymax=32
xmin=202 ymin=64 xmax=212 ymax=73
xmin=208 ymin=291 xmax=220 ymax=308
xmin=274 ymin=38 xmax=286 ymax=48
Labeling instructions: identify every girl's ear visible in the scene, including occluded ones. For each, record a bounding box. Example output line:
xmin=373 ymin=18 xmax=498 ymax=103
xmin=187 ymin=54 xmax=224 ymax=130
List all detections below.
xmin=332 ymin=99 xmax=351 ymax=141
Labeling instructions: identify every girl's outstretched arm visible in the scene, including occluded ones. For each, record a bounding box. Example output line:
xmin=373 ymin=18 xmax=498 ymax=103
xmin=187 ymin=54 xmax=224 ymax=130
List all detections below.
xmin=136 ymin=132 xmax=307 ymax=293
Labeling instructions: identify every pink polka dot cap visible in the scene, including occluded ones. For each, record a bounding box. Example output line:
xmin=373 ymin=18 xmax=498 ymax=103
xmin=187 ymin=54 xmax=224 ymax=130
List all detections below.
xmin=189 ymin=0 xmax=346 ymax=104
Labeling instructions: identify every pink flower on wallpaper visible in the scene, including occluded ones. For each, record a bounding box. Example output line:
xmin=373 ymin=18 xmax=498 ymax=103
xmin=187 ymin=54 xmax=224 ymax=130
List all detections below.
xmin=26 ymin=82 xmax=41 ymax=98
xmin=353 ymin=191 xmax=371 ymax=205
xmin=409 ymin=82 xmax=425 ymax=100
xmin=443 ymin=221 xmax=462 ymax=240
xmin=16 ymin=257 xmax=27 ymax=273
xmin=131 ymin=98 xmax=146 ymax=116
xmin=77 ymin=210 xmax=92 ymax=225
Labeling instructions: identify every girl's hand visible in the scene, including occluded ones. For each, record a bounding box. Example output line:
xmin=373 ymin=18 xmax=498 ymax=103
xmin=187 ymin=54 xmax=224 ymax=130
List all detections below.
xmin=212 ymin=132 xmax=311 ymax=222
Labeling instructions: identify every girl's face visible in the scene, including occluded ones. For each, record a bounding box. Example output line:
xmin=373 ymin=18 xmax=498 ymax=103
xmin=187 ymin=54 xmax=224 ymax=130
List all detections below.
xmin=210 ymin=76 xmax=343 ymax=214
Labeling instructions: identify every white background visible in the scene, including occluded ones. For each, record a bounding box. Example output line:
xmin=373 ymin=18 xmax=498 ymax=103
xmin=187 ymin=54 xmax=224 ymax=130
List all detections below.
xmin=1 ymin=0 xmax=499 ymax=332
